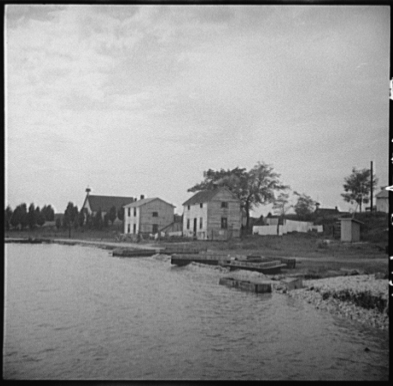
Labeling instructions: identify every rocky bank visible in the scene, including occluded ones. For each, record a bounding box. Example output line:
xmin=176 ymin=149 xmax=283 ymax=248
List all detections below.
xmin=285 ymin=274 xmax=389 ymax=330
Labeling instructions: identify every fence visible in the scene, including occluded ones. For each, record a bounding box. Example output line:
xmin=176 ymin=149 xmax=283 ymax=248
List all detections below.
xmin=253 ymin=220 xmax=323 ymax=236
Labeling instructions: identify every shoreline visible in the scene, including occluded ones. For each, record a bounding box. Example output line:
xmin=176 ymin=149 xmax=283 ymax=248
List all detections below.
xmin=6 ymin=236 xmax=389 ymax=331
xmin=285 ymin=275 xmax=389 ymax=331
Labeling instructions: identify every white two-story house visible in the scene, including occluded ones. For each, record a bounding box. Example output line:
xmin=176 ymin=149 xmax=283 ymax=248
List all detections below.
xmin=123 ymin=196 xmax=175 ymax=235
xmin=182 ymin=187 xmax=242 ymax=240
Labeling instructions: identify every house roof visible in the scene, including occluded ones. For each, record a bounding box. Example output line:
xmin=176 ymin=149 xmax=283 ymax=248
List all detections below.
xmin=182 ymin=187 xmax=236 ymax=206
xmin=376 ymin=189 xmax=389 ymax=199
xmin=315 ymin=207 xmax=340 ymax=215
xmin=339 ymin=217 xmax=364 ymax=225
xmin=84 ymin=195 xmax=134 ymax=212
xmin=123 ymin=197 xmax=175 ymax=208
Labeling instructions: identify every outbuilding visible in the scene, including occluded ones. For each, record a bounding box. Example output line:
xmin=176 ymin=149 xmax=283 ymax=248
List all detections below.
xmin=340 ymin=217 xmax=363 ymax=242
xmin=375 ymin=187 xmax=389 ymax=213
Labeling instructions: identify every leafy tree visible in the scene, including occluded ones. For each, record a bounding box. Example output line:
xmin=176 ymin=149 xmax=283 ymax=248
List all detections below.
xmin=188 ymin=162 xmax=289 ymax=229
xmin=11 ymin=203 xmax=28 ymax=230
xmin=78 ymin=210 xmax=85 ymax=228
xmin=108 ymin=205 xmax=117 ymax=225
xmin=94 ymin=209 xmax=103 ymax=230
xmin=104 ymin=213 xmax=109 ymax=228
xmin=272 ymin=192 xmax=292 ymax=235
xmin=42 ymin=205 xmax=55 ymax=221
xmin=37 ymin=211 xmax=46 ymax=227
xmin=27 ymin=203 xmax=37 ymax=230
xmin=63 ymin=202 xmax=78 ymax=236
xmin=85 ymin=212 xmax=93 ymax=229
xmin=4 ymin=206 xmax=13 ymax=230
xmin=342 ymin=167 xmax=378 ymax=212
xmin=117 ymin=207 xmax=124 ymax=221
xmin=72 ymin=205 xmax=79 ymax=229
xmin=293 ymin=191 xmax=318 ymax=220
xmin=10 ymin=205 xmax=21 ymax=229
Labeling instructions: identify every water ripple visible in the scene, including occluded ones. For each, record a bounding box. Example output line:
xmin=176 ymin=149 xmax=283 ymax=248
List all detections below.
xmin=3 ymin=244 xmax=389 ymax=380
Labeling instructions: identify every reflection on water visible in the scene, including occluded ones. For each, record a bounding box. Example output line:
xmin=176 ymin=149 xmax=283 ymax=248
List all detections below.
xmin=3 ymin=244 xmax=389 ymax=380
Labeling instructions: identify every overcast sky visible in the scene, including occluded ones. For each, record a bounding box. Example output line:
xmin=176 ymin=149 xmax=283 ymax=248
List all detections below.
xmin=5 ymin=5 xmax=390 ymax=216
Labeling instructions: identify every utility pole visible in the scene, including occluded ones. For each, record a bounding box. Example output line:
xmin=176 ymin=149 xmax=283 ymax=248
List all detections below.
xmin=370 ymin=161 xmax=373 ymax=213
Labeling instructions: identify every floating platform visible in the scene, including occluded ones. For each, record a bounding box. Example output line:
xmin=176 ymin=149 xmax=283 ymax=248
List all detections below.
xmin=219 ymin=277 xmax=272 ymax=293
xmin=164 ymin=247 xmax=207 ymax=255
xmin=246 ymin=255 xmax=296 ymax=269
xmin=112 ymin=248 xmax=158 ymax=257
xmin=219 ymin=260 xmax=287 ymax=275
xmin=171 ymin=253 xmax=229 ymax=266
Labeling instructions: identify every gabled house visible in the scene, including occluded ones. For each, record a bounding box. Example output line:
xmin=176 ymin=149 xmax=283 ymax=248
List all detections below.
xmin=314 ymin=204 xmax=341 ymax=218
xmin=81 ymin=188 xmax=134 ymax=221
xmin=123 ymin=197 xmax=175 ymax=235
xmin=182 ymin=187 xmax=242 ymax=240
xmin=376 ymin=187 xmax=389 ymax=213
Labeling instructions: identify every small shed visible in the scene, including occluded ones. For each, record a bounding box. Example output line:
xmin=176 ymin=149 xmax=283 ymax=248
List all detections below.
xmin=340 ymin=217 xmax=363 ymax=242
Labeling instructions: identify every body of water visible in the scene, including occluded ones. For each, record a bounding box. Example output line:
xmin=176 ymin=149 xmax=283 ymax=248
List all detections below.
xmin=3 ymin=244 xmax=389 ymax=380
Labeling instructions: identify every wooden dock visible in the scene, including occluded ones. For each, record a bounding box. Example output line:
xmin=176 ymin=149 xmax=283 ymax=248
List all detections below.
xmin=246 ymin=255 xmax=296 ymax=269
xmin=163 ymin=246 xmax=207 ymax=255
xmin=219 ymin=277 xmax=272 ymax=293
xmin=219 ymin=259 xmax=287 ymax=275
xmin=171 ymin=253 xmax=230 ymax=266
xmin=112 ymin=248 xmax=158 ymax=257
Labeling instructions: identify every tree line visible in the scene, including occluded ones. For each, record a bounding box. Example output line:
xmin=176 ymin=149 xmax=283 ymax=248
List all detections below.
xmin=4 ymin=202 xmax=124 ymax=232
xmin=4 ymin=204 xmax=55 ymax=231
xmin=5 ymin=162 xmax=377 ymax=232
xmin=61 ymin=202 xmax=124 ymax=231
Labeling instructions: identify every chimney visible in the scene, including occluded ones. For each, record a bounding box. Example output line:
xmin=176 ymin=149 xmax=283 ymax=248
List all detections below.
xmin=140 ymin=195 xmax=145 ymax=200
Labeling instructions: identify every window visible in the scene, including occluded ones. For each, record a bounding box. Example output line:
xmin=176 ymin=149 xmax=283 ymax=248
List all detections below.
xmin=152 ymin=224 xmax=158 ymax=233
xmin=127 ymin=224 xmax=131 ymax=233
xmin=221 ymin=202 xmax=228 ymax=208
xmin=134 ymin=208 xmax=137 ymax=216
xmin=128 ymin=208 xmax=131 ymax=216
xmin=133 ymin=224 xmax=136 ymax=234
xmin=200 ymin=203 xmax=203 ymax=208
xmin=187 ymin=219 xmax=190 ymax=230
xmin=152 ymin=212 xmax=158 ymax=217
xmin=221 ymin=217 xmax=228 ymax=229
xmin=200 ymin=217 xmax=203 ymax=229
xmin=187 ymin=205 xmax=190 ymax=210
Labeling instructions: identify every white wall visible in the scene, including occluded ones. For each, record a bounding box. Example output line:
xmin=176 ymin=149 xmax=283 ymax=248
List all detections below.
xmin=124 ymin=206 xmax=139 ymax=234
xmin=376 ymin=197 xmax=388 ymax=213
xmin=253 ymin=221 xmax=322 ymax=236
xmin=183 ymin=203 xmax=208 ymax=238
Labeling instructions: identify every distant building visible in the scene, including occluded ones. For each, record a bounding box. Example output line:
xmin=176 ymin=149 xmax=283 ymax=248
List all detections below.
xmin=314 ymin=204 xmax=341 ymax=218
xmin=375 ymin=187 xmax=389 ymax=213
xmin=182 ymin=187 xmax=242 ymax=240
xmin=81 ymin=188 xmax=134 ymax=221
xmin=123 ymin=196 xmax=175 ymax=235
